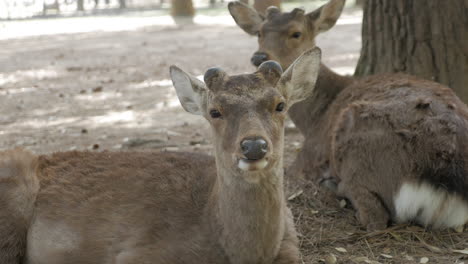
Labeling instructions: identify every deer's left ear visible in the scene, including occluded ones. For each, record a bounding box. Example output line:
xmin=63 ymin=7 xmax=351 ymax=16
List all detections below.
xmin=306 ymin=0 xmax=345 ymax=34
xmin=277 ymin=47 xmax=321 ymax=105
xmin=170 ymin=66 xmax=208 ymax=116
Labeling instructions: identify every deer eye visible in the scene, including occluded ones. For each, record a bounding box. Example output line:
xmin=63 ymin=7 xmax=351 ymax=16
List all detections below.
xmin=275 ymin=102 xmax=285 ymax=112
xmin=291 ymin=32 xmax=302 ymax=38
xmin=209 ymin=109 xmax=222 ymax=119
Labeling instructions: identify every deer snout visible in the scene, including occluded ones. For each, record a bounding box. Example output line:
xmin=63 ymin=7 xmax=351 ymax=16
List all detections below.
xmin=241 ymin=137 xmax=268 ymax=160
xmin=251 ymin=52 xmax=269 ymax=67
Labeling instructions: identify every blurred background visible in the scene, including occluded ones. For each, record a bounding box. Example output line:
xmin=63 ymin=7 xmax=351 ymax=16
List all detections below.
xmin=0 ymin=0 xmax=363 ymax=19
xmin=0 ymin=0 xmax=363 ymax=154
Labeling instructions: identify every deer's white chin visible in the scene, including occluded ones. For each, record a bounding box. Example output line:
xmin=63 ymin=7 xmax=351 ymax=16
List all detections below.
xmin=238 ymin=158 xmax=268 ymax=171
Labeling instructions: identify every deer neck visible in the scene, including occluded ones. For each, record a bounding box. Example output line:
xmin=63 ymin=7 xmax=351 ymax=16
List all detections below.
xmin=210 ymin=154 xmax=286 ymax=263
xmin=288 ymin=63 xmax=354 ymax=135
xmin=316 ymin=63 xmax=354 ymax=98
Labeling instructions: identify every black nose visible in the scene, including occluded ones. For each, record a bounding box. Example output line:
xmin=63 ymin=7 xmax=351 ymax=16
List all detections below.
xmin=241 ymin=137 xmax=268 ymax=160
xmin=251 ymin=52 xmax=268 ymax=67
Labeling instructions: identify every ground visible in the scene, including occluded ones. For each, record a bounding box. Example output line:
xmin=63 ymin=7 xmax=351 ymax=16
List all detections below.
xmin=1 ymin=4 xmax=467 ymax=264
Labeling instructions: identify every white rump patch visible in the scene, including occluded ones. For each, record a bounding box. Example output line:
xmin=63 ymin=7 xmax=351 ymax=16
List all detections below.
xmin=238 ymin=159 xmax=268 ymax=171
xmin=394 ymin=182 xmax=468 ymax=229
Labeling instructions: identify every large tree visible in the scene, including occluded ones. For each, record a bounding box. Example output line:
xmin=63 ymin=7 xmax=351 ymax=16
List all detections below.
xmin=355 ymin=0 xmax=468 ymax=103
xmin=77 ymin=0 xmax=84 ymax=11
xmin=171 ymin=0 xmax=195 ymax=17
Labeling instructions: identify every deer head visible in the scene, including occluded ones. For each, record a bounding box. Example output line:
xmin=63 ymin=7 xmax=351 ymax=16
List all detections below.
xmin=229 ymin=0 xmax=345 ymax=70
xmin=170 ymin=48 xmax=321 ymax=182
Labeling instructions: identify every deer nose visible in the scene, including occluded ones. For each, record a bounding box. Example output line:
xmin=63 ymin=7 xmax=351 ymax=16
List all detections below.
xmin=251 ymin=52 xmax=269 ymax=67
xmin=241 ymin=137 xmax=268 ymax=160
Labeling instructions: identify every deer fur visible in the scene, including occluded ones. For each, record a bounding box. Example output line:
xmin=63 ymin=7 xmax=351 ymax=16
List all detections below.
xmin=229 ymin=0 xmax=468 ymax=230
xmin=0 ymin=48 xmax=323 ymax=263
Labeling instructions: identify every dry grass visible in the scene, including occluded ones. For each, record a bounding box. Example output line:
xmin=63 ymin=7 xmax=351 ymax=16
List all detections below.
xmin=287 ymin=182 xmax=468 ymax=263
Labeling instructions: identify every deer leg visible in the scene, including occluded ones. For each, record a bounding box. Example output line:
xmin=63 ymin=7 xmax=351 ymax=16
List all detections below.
xmin=0 ymin=188 xmax=29 ymax=263
xmin=338 ymin=183 xmax=390 ymax=231
xmin=273 ymin=209 xmax=300 ymax=264
xmin=273 ymin=238 xmax=299 ymax=264
xmin=0 ymin=221 xmax=26 ymax=264
xmin=0 ymin=150 xmax=39 ymax=263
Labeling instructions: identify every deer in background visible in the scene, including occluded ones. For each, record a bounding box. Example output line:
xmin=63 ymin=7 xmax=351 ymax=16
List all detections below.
xmin=229 ymin=0 xmax=468 ymax=231
xmin=0 ymin=48 xmax=323 ymax=263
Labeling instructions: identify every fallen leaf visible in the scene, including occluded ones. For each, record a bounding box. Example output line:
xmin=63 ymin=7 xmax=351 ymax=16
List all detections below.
xmin=351 ymin=256 xmax=369 ymax=263
xmin=451 ymin=248 xmax=468 ymax=255
xmin=420 ymin=257 xmax=429 ymax=263
xmin=389 ymin=232 xmax=403 ymax=241
xmin=92 ymin=86 xmax=103 ymax=93
xmin=454 ymin=225 xmax=464 ymax=233
xmin=335 ymin=247 xmax=347 ymax=253
xmin=339 ymin=199 xmax=347 ymax=208
xmin=380 ymin=254 xmax=392 ymax=259
xmin=287 ymin=190 xmax=303 ymax=201
xmin=324 ymin=254 xmax=337 ymax=264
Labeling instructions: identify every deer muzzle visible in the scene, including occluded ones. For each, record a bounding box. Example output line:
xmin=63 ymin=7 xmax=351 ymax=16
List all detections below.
xmin=238 ymin=136 xmax=269 ymax=171
xmin=251 ymin=52 xmax=269 ymax=67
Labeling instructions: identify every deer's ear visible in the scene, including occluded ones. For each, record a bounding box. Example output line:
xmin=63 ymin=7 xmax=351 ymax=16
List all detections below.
xmin=170 ymin=66 xmax=208 ymax=116
xmin=306 ymin=0 xmax=345 ymax=34
xmin=278 ymin=47 xmax=321 ymax=105
xmin=228 ymin=1 xmax=264 ymax=36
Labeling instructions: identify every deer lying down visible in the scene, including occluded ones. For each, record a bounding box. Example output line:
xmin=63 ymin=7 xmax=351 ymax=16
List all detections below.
xmin=229 ymin=0 xmax=468 ymax=231
xmin=0 ymin=48 xmax=323 ymax=264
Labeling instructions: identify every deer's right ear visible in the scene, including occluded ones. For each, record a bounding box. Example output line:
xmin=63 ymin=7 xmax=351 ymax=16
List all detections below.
xmin=277 ymin=47 xmax=321 ymax=105
xmin=228 ymin=1 xmax=264 ymax=36
xmin=170 ymin=66 xmax=208 ymax=116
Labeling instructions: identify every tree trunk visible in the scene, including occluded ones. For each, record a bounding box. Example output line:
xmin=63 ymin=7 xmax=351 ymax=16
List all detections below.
xmin=77 ymin=0 xmax=84 ymax=11
xmin=253 ymin=0 xmax=281 ymax=15
xmin=355 ymin=0 xmax=468 ymax=103
xmin=171 ymin=0 xmax=195 ymax=17
xmin=118 ymin=0 xmax=126 ymax=8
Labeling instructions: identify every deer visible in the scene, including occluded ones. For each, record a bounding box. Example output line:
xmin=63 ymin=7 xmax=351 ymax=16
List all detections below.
xmin=229 ymin=0 xmax=468 ymax=231
xmin=0 ymin=48 xmax=323 ymax=263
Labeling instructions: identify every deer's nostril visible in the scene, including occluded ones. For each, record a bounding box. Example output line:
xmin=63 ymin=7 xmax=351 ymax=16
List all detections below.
xmin=251 ymin=53 xmax=269 ymax=67
xmin=240 ymin=137 xmax=268 ymax=160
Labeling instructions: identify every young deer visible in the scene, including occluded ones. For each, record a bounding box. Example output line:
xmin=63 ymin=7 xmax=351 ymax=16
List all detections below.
xmin=229 ymin=0 xmax=352 ymax=182
xmin=0 ymin=48 xmax=322 ymax=263
xmin=229 ymin=0 xmax=468 ymax=231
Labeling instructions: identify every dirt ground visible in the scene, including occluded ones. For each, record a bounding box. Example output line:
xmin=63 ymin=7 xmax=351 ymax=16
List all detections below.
xmin=1 ymin=5 xmax=467 ymax=264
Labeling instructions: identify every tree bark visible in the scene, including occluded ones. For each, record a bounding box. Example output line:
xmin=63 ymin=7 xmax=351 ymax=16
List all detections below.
xmin=118 ymin=0 xmax=126 ymax=8
xmin=77 ymin=0 xmax=84 ymax=11
xmin=253 ymin=0 xmax=281 ymax=15
xmin=171 ymin=0 xmax=195 ymax=17
xmin=355 ymin=0 xmax=468 ymax=103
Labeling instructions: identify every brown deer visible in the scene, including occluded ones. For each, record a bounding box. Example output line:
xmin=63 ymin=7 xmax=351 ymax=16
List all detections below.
xmin=0 ymin=48 xmax=322 ymax=263
xmin=229 ymin=0 xmax=468 ymax=231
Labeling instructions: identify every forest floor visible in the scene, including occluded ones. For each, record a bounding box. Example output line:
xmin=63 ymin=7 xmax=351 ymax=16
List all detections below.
xmin=1 ymin=3 xmax=467 ymax=263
